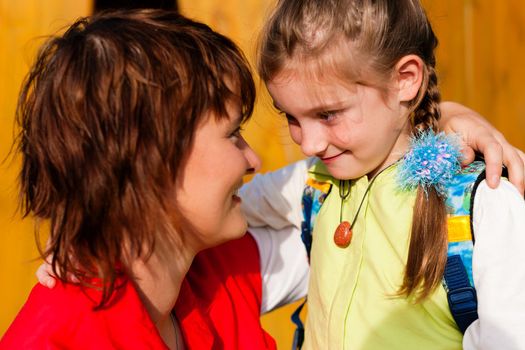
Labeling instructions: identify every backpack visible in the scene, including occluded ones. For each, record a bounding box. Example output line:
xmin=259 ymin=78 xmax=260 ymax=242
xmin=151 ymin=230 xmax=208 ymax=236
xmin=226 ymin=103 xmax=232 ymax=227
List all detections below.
xmin=291 ymin=160 xmax=491 ymax=349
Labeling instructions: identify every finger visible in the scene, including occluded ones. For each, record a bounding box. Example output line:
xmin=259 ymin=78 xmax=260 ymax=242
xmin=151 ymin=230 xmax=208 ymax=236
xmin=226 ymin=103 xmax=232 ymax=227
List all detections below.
xmin=471 ymin=128 xmax=524 ymax=193
xmin=36 ymin=263 xmax=56 ymax=289
xmin=504 ymin=147 xmax=525 ymax=196
xmin=519 ymin=149 xmax=525 ymax=196
xmin=518 ymin=149 xmax=525 ymax=165
xmin=35 ymin=263 xmax=48 ymax=283
xmin=45 ymin=277 xmax=57 ymax=288
xmin=68 ymin=273 xmax=80 ymax=283
xmin=460 ymin=145 xmax=475 ymax=166
xmin=479 ymin=141 xmax=503 ymax=189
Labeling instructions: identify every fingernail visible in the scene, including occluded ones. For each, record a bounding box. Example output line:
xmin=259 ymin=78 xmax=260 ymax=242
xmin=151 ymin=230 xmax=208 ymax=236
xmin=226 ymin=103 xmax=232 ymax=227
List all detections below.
xmin=489 ymin=175 xmax=499 ymax=188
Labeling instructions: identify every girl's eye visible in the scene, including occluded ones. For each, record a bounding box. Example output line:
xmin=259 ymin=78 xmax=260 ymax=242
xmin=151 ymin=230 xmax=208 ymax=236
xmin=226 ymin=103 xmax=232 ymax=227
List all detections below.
xmin=319 ymin=110 xmax=338 ymax=122
xmin=281 ymin=112 xmax=299 ymax=126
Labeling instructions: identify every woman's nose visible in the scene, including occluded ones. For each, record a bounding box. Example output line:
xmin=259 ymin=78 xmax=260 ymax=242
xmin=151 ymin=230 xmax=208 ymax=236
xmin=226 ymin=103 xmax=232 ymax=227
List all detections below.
xmin=239 ymin=136 xmax=261 ymax=174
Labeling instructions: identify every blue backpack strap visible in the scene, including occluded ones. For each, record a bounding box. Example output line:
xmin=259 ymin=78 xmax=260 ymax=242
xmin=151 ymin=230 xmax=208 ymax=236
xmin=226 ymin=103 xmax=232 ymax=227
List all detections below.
xmin=443 ymin=255 xmax=478 ymax=333
xmin=443 ymin=161 xmax=487 ymax=333
xmin=301 ymin=186 xmax=314 ymax=261
xmin=291 ymin=166 xmax=331 ymax=350
xmin=291 ymin=299 xmax=307 ymax=350
xmin=300 ymin=177 xmax=331 ymax=260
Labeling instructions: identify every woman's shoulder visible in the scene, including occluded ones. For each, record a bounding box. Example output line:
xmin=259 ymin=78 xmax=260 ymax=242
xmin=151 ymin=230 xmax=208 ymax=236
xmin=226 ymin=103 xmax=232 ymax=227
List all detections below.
xmin=0 ymin=282 xmax=83 ymax=347
xmin=0 ymin=278 xmax=166 ymax=349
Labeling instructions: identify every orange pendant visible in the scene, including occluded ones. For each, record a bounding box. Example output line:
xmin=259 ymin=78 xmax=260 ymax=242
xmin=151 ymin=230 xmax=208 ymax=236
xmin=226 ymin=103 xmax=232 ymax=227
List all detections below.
xmin=334 ymin=221 xmax=352 ymax=248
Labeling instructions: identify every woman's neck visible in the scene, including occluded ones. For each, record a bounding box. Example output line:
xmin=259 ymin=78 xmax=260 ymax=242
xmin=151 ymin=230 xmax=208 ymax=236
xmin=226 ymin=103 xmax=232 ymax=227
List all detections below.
xmin=129 ymin=242 xmax=196 ymax=349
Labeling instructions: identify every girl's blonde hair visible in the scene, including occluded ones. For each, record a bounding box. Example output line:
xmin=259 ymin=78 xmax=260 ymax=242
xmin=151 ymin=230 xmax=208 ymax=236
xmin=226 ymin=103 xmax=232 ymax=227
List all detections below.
xmin=258 ymin=0 xmax=447 ymax=301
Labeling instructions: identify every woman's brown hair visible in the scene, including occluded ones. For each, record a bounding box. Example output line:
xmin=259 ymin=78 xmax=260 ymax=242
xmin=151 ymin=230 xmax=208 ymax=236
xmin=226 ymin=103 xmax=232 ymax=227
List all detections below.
xmin=258 ymin=0 xmax=447 ymax=301
xmin=17 ymin=9 xmax=256 ymax=307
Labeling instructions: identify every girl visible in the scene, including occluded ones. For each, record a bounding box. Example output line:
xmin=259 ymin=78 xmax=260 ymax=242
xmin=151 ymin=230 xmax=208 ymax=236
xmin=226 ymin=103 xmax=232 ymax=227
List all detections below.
xmin=248 ymin=0 xmax=525 ymax=349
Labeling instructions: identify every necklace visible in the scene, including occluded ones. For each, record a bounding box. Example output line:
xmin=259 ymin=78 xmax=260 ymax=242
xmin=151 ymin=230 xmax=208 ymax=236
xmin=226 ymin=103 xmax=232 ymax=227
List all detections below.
xmin=170 ymin=312 xmax=181 ymax=350
xmin=333 ymin=162 xmax=398 ymax=248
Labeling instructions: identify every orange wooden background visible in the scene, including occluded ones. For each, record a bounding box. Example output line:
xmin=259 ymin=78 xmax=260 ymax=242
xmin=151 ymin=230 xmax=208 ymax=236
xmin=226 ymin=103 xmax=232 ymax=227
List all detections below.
xmin=1 ymin=1 xmax=524 ymax=348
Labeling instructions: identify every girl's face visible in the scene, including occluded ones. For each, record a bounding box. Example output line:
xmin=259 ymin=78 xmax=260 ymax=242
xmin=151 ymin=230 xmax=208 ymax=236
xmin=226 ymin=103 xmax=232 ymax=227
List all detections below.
xmin=267 ymin=70 xmax=411 ymax=180
xmin=176 ymin=99 xmax=261 ymax=250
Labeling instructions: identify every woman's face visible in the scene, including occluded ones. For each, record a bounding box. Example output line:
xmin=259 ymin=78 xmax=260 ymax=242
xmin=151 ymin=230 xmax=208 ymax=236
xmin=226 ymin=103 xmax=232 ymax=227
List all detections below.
xmin=175 ymin=99 xmax=261 ymax=250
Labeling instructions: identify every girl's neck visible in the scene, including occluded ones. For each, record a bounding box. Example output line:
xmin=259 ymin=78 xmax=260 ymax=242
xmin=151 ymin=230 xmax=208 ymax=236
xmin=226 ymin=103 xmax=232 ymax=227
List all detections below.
xmin=367 ymin=129 xmax=410 ymax=180
xmin=129 ymin=241 xmax=196 ymax=349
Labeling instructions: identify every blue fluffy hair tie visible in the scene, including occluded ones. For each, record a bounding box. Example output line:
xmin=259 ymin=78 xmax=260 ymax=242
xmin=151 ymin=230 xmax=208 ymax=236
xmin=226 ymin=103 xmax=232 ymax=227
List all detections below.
xmin=397 ymin=129 xmax=463 ymax=196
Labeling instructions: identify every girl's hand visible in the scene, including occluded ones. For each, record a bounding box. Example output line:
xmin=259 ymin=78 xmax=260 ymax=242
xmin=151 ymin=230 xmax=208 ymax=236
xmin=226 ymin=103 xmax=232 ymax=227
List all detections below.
xmin=36 ymin=260 xmax=57 ymax=289
xmin=35 ymin=257 xmax=79 ymax=288
xmin=440 ymin=101 xmax=525 ymax=195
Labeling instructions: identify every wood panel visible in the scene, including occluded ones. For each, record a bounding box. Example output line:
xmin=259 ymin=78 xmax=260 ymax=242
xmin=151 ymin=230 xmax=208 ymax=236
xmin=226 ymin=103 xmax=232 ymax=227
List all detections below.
xmin=0 ymin=0 xmax=92 ymax=335
xmin=425 ymin=0 xmax=525 ymax=149
xmin=1 ymin=0 xmax=523 ymax=346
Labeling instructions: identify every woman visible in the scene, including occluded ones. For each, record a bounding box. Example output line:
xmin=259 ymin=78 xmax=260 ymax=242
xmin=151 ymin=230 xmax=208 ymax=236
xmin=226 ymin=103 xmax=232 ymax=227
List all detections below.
xmin=0 ymin=9 xmax=266 ymax=349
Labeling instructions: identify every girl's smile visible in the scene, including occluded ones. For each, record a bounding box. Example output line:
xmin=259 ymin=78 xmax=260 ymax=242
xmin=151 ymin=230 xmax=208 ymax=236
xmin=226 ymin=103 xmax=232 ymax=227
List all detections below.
xmin=320 ymin=151 xmax=348 ymax=164
xmin=267 ymin=68 xmax=411 ymax=181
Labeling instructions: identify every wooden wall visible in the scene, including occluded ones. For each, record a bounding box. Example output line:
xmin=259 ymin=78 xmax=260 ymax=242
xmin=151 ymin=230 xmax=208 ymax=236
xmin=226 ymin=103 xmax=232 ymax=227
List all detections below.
xmin=1 ymin=1 xmax=524 ymax=347
xmin=0 ymin=0 xmax=92 ymax=335
xmin=423 ymin=0 xmax=525 ymax=150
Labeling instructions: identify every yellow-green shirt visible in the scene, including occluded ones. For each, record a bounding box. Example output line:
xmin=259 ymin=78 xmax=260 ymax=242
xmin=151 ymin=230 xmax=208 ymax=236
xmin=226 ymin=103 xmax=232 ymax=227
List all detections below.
xmin=304 ymin=162 xmax=462 ymax=350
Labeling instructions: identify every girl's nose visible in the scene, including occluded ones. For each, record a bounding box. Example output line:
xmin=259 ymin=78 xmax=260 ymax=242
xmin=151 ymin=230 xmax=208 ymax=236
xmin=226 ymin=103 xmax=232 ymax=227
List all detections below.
xmin=300 ymin=124 xmax=328 ymax=157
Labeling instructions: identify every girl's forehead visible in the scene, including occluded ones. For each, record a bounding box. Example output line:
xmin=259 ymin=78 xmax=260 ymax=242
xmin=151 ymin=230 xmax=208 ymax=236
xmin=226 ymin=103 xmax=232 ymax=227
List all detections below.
xmin=269 ymin=66 xmax=359 ymax=96
xmin=268 ymin=73 xmax=360 ymax=116
xmin=271 ymin=38 xmax=392 ymax=91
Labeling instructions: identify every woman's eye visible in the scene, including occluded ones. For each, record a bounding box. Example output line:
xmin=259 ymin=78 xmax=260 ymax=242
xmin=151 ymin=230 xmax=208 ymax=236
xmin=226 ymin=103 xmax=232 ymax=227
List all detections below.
xmin=229 ymin=126 xmax=243 ymax=142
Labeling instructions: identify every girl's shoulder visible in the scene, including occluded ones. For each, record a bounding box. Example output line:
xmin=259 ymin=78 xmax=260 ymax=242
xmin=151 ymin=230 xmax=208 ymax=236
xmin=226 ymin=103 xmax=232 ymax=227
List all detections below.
xmin=445 ymin=160 xmax=487 ymax=216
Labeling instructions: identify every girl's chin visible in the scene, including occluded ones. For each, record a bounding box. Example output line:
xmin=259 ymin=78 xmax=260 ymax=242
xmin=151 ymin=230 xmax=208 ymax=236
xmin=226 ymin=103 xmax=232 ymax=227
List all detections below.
xmin=325 ymin=164 xmax=364 ymax=180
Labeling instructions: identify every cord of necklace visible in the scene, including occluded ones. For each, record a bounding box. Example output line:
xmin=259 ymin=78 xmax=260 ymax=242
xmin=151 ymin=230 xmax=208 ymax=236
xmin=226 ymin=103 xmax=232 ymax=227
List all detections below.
xmin=170 ymin=312 xmax=180 ymax=350
xmin=340 ymin=161 xmax=400 ymax=228
xmin=338 ymin=179 xmax=351 ymax=223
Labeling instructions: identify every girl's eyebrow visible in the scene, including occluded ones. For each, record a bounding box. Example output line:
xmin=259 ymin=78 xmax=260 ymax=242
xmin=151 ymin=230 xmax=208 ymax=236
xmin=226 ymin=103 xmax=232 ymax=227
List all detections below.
xmin=272 ymin=102 xmax=284 ymax=112
xmin=273 ymin=100 xmax=348 ymax=115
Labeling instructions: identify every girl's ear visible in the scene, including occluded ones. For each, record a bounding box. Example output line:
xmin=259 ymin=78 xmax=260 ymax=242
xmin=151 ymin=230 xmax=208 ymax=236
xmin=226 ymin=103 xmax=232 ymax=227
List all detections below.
xmin=395 ymin=55 xmax=424 ymax=102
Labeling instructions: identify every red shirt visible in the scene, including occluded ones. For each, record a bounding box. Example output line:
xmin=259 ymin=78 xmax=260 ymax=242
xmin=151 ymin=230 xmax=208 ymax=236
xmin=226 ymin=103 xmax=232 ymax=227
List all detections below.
xmin=1 ymin=234 xmax=276 ymax=349
xmin=176 ymin=234 xmax=276 ymax=349
xmin=0 ymin=275 xmax=167 ymax=349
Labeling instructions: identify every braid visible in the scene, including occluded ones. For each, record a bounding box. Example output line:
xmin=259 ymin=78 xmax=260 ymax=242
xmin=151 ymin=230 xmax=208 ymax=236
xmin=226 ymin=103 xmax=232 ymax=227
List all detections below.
xmin=412 ymin=61 xmax=441 ymax=132
xmin=401 ymin=57 xmax=449 ymax=302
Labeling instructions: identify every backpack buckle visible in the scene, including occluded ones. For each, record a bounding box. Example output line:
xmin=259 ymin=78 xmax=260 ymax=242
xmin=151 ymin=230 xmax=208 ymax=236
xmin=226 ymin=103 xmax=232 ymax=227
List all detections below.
xmin=447 ymin=286 xmax=478 ymax=333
